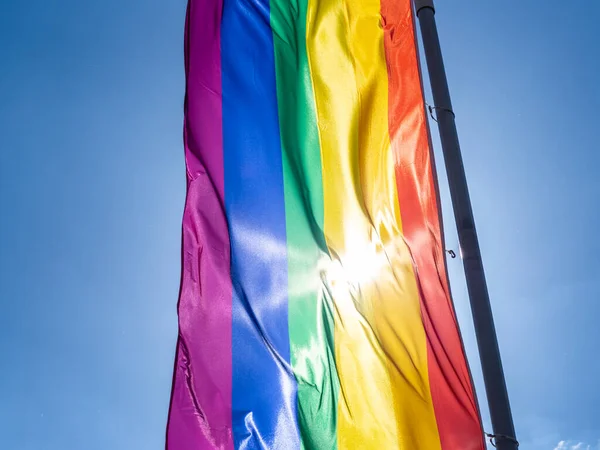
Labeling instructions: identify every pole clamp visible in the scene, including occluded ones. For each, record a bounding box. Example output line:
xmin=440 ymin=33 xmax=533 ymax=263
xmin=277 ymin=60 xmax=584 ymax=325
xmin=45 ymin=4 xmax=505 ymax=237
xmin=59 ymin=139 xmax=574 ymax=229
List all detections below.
xmin=414 ymin=0 xmax=435 ymax=15
xmin=485 ymin=432 xmax=520 ymax=448
xmin=427 ymin=104 xmax=455 ymax=122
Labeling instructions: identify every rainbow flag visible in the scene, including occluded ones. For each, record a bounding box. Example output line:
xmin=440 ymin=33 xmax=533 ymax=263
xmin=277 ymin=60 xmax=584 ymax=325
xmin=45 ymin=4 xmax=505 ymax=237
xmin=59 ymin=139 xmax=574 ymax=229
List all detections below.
xmin=167 ymin=0 xmax=484 ymax=448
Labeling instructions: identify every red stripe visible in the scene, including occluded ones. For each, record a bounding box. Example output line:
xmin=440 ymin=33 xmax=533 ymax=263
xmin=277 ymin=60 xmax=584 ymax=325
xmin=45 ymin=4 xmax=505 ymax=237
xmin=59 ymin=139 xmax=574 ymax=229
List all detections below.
xmin=381 ymin=1 xmax=485 ymax=449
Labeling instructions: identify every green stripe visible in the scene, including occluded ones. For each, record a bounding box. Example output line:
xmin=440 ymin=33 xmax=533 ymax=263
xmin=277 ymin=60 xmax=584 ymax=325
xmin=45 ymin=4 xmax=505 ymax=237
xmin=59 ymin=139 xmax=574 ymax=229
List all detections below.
xmin=270 ymin=1 xmax=339 ymax=448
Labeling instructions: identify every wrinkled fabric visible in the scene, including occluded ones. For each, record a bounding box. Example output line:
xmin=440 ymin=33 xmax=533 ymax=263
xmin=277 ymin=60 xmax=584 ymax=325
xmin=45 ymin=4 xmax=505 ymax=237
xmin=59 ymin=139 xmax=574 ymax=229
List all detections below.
xmin=166 ymin=0 xmax=485 ymax=448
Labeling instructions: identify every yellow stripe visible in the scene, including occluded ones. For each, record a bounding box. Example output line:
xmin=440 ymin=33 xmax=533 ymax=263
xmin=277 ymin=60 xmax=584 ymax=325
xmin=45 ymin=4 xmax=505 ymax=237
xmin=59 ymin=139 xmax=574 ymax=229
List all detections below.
xmin=306 ymin=0 xmax=442 ymax=447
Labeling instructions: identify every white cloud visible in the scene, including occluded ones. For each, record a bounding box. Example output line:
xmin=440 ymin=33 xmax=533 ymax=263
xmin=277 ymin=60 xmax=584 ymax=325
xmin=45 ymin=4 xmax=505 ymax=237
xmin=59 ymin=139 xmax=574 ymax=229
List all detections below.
xmin=554 ymin=440 xmax=593 ymax=450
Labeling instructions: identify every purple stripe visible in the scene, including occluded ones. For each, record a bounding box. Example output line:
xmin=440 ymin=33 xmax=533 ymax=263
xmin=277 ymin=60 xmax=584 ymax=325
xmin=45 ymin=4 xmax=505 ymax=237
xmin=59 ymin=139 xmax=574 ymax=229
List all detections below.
xmin=166 ymin=1 xmax=233 ymax=449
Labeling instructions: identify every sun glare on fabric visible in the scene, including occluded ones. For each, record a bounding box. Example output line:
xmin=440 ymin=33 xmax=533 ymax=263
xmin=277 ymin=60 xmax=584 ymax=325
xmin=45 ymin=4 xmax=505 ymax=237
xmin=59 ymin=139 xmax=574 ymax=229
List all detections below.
xmin=322 ymin=242 xmax=388 ymax=300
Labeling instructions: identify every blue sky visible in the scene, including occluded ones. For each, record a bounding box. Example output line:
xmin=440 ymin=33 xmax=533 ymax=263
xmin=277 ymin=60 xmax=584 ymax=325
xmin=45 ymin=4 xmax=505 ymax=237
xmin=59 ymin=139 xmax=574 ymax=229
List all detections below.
xmin=0 ymin=1 xmax=598 ymax=449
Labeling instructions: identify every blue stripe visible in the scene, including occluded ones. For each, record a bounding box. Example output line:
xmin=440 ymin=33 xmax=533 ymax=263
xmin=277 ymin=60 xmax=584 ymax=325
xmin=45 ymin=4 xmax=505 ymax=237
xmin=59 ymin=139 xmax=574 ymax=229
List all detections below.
xmin=221 ymin=0 xmax=301 ymax=448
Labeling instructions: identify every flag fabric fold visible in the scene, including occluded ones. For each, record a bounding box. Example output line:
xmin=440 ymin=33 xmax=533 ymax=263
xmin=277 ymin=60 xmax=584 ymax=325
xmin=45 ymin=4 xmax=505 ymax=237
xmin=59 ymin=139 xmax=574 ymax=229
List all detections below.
xmin=167 ymin=0 xmax=484 ymax=448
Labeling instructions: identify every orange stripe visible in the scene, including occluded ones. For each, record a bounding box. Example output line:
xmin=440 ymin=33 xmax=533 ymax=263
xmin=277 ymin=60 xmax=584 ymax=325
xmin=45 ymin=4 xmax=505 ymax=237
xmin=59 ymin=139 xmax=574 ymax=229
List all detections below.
xmin=381 ymin=1 xmax=485 ymax=449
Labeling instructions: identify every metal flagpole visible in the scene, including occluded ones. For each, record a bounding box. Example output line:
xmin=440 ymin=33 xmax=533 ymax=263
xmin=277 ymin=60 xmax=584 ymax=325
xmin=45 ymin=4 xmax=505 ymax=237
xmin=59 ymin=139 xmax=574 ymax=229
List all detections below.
xmin=412 ymin=1 xmax=518 ymax=449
